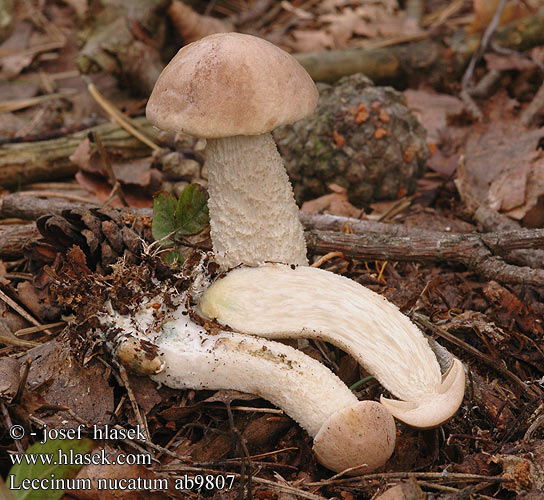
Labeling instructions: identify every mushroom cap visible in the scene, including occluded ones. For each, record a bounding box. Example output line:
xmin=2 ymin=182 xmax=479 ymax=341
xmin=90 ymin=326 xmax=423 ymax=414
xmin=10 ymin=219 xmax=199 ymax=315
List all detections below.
xmin=313 ymin=401 xmax=396 ymax=474
xmin=146 ymin=32 xmax=318 ymax=138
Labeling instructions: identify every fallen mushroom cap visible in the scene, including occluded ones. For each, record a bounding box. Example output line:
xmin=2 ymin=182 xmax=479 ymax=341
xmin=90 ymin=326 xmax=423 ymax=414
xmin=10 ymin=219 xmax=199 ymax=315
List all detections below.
xmin=148 ymin=303 xmax=395 ymax=473
xmin=146 ymin=33 xmax=318 ymax=269
xmin=198 ymin=263 xmax=466 ymax=428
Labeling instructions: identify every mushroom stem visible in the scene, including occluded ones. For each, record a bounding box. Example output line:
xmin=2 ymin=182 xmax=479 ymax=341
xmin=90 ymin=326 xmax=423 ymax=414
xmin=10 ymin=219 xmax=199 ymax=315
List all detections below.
xmin=206 ymin=133 xmax=308 ymax=269
xmin=150 ymin=305 xmax=395 ymax=472
xmin=198 ymin=264 xmax=466 ymax=428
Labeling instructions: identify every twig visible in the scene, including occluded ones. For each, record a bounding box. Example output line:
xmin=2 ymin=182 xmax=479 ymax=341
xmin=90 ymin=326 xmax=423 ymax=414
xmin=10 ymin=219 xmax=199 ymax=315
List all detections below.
xmin=85 ymin=80 xmax=160 ymax=151
xmin=223 ymin=398 xmax=252 ymax=500
xmin=13 ymin=322 xmax=65 ymax=337
xmin=470 ymin=69 xmax=502 ymax=98
xmin=305 ymin=471 xmax=508 ymax=487
xmin=460 ymin=89 xmax=484 ymax=120
xmin=159 ymin=464 xmax=326 ymax=500
xmin=462 ymin=0 xmax=508 ymax=90
xmin=423 ymin=0 xmax=465 ymax=28
xmin=14 ymin=358 xmax=32 ymax=404
xmin=116 ymin=362 xmax=148 ymax=436
xmin=1 ymin=403 xmax=24 ymax=453
xmin=0 ymin=90 xmax=78 ymax=113
xmin=304 ymin=227 xmax=544 ymax=286
xmin=412 ymin=313 xmax=541 ymax=400
xmin=112 ymin=424 xmax=179 ymax=461
xmin=416 ymin=480 xmax=496 ymax=500
xmin=17 ymin=190 xmax=98 ymax=204
xmin=311 ymin=251 xmax=346 ymax=268
xmin=524 ymin=403 xmax=544 ymax=440
xmin=0 ymin=288 xmax=44 ymax=329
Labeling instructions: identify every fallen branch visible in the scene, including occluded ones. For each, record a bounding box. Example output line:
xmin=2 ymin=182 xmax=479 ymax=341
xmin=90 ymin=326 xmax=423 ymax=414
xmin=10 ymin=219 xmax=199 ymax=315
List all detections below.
xmin=3 ymin=195 xmax=544 ymax=285
xmin=0 ymin=224 xmax=41 ymax=259
xmin=0 ymin=118 xmax=158 ymax=188
xmin=305 ymin=228 xmax=544 ymax=286
xmin=474 ymin=205 xmax=544 ymax=269
xmin=293 ymin=8 xmax=544 ymax=85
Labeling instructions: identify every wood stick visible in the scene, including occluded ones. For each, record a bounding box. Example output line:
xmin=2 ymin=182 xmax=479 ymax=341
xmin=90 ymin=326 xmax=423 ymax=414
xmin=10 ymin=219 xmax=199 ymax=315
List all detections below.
xmin=0 ymin=118 xmax=158 ymax=188
xmin=4 ymin=195 xmax=544 ymax=284
xmin=293 ymin=8 xmax=544 ymax=84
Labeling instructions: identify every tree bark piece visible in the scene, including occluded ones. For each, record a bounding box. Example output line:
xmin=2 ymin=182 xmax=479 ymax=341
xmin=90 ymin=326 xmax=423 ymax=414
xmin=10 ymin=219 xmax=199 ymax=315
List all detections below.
xmin=294 ymin=8 xmax=544 ymax=86
xmin=0 ymin=118 xmax=157 ymax=188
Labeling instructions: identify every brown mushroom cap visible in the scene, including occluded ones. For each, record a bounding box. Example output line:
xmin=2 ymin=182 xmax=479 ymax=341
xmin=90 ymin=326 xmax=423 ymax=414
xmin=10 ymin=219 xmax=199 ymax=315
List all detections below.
xmin=146 ymin=32 xmax=318 ymax=138
xmin=312 ymin=401 xmax=396 ymax=474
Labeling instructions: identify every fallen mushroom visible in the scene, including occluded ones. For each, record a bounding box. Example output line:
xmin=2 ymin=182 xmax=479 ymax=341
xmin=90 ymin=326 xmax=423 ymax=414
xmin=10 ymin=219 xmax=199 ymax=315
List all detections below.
xmin=198 ymin=263 xmax=466 ymax=429
xmin=100 ymin=293 xmax=396 ymax=473
xmin=146 ymin=32 xmax=318 ymax=269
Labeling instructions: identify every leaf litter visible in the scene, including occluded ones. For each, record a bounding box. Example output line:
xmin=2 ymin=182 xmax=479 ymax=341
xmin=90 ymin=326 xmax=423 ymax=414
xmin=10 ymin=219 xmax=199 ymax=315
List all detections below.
xmin=1 ymin=0 xmax=544 ymax=498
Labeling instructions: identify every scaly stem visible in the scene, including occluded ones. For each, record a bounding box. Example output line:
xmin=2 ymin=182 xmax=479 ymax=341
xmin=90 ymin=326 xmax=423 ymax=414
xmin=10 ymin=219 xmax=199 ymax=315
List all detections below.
xmin=205 ymin=133 xmax=307 ymax=269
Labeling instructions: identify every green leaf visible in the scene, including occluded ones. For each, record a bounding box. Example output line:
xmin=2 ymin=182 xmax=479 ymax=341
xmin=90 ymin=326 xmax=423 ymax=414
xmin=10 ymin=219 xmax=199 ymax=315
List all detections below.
xmin=152 ymin=191 xmax=178 ymax=242
xmin=152 ymin=185 xmax=209 ymax=247
xmin=8 ymin=438 xmax=94 ymax=500
xmin=174 ymin=184 xmax=209 ymax=236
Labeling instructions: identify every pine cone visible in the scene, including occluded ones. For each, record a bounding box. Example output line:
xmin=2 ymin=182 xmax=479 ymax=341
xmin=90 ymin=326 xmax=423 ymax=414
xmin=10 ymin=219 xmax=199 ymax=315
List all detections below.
xmin=30 ymin=207 xmax=153 ymax=274
xmin=273 ymin=73 xmax=429 ymax=206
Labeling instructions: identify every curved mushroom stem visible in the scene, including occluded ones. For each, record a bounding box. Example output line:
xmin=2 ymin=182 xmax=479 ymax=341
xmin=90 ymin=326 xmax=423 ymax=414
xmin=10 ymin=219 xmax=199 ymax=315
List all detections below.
xmin=206 ymin=133 xmax=307 ymax=270
xmin=198 ymin=264 xmax=466 ymax=428
xmin=148 ymin=305 xmax=395 ymax=473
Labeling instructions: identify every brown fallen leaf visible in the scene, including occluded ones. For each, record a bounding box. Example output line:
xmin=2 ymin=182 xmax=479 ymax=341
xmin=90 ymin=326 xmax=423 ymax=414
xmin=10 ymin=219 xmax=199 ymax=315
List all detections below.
xmin=0 ymin=21 xmax=34 ymax=78
xmin=289 ymin=29 xmax=335 ymax=53
xmin=404 ymin=89 xmax=465 ymax=144
xmin=484 ymin=52 xmax=537 ymax=72
xmin=0 ymin=357 xmax=20 ymax=402
xmin=332 ymin=129 xmax=345 ymax=148
xmin=168 ymin=0 xmax=233 ymax=44
xmin=70 ymin=137 xmax=105 ymax=175
xmin=23 ymin=339 xmax=114 ymax=428
xmin=301 ymin=184 xmax=363 ymax=218
xmin=455 ymin=93 xmax=544 ymax=218
xmin=470 ymin=0 xmax=533 ymax=34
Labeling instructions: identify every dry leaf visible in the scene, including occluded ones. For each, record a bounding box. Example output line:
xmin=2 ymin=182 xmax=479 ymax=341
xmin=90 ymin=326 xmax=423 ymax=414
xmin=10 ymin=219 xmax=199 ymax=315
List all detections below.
xmin=404 ymin=89 xmax=464 ymax=144
xmin=69 ymin=138 xmax=105 ymax=175
xmin=486 ymin=163 xmax=530 ymax=212
xmin=0 ymin=22 xmax=34 ymax=78
xmin=455 ymin=94 xmax=544 ymax=218
xmin=290 ymin=29 xmax=334 ymax=52
xmin=302 ymin=184 xmax=363 ymax=218
xmin=484 ymin=52 xmax=536 ymax=72
xmin=61 ymin=0 xmax=88 ymax=19
xmin=470 ymin=0 xmax=532 ymax=33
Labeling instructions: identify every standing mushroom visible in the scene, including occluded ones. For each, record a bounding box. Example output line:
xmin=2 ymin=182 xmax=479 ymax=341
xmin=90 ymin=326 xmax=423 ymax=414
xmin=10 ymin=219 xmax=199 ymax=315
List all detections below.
xmin=198 ymin=263 xmax=466 ymax=429
xmin=146 ymin=32 xmax=318 ymax=269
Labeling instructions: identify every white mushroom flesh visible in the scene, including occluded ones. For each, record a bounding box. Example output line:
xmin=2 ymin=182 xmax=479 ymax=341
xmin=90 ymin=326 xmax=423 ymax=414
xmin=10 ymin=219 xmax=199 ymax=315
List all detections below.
xmin=206 ymin=134 xmax=308 ymax=269
xmin=151 ymin=304 xmax=358 ymax=437
xmin=198 ymin=264 xmax=466 ymax=427
xmin=99 ymin=287 xmax=396 ymax=471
